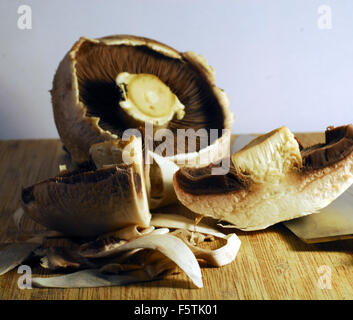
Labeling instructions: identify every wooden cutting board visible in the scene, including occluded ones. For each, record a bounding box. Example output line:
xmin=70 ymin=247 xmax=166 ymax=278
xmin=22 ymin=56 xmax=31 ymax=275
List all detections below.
xmin=0 ymin=134 xmax=352 ymax=300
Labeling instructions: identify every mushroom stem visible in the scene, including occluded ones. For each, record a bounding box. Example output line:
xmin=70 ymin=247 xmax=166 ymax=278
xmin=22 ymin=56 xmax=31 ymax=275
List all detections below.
xmin=116 ymin=72 xmax=185 ymax=129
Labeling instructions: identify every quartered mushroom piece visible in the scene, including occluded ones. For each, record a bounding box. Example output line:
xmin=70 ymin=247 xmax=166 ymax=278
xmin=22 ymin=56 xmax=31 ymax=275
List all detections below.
xmin=21 ymin=164 xmax=150 ymax=237
xmin=21 ymin=136 xmax=150 ymax=237
xmin=174 ymin=124 xmax=353 ymax=231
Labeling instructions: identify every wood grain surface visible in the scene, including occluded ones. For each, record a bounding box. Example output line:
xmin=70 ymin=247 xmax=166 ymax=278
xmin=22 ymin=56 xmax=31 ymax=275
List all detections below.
xmin=0 ymin=133 xmax=352 ymax=300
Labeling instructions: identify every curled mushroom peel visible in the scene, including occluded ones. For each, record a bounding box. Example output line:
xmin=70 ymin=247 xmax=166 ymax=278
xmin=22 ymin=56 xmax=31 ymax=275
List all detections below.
xmin=174 ymin=125 xmax=353 ymax=231
xmin=147 ymin=152 xmax=180 ymax=209
xmin=151 ymin=213 xmax=241 ymax=267
xmin=77 ymin=233 xmax=203 ymax=288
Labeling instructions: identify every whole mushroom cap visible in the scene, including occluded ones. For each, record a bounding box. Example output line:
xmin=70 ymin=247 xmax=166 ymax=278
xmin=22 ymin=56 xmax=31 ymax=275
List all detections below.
xmin=51 ymin=35 xmax=234 ymax=167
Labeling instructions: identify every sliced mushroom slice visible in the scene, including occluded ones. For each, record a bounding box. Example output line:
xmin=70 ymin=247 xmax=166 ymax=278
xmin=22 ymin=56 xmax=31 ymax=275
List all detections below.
xmin=40 ymin=247 xmax=96 ymax=270
xmin=89 ymin=135 xmax=180 ymax=209
xmin=13 ymin=207 xmax=25 ymax=230
xmin=32 ymin=269 xmax=146 ymax=288
xmin=89 ymin=136 xmax=136 ymax=169
xmin=174 ymin=125 xmax=353 ymax=231
xmin=77 ymin=233 xmax=203 ymax=288
xmin=89 ymin=134 xmax=152 ymax=209
xmin=51 ymin=35 xmax=234 ymax=166
xmin=21 ymin=164 xmax=151 ymax=237
xmin=151 ymin=213 xmax=227 ymax=239
xmin=171 ymin=229 xmax=241 ymax=267
xmin=0 ymin=241 xmax=42 ymax=276
xmin=148 ymin=152 xmax=180 ymax=209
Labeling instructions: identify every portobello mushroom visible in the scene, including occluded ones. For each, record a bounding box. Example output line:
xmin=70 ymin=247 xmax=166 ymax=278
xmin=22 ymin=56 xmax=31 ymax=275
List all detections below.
xmin=51 ymin=35 xmax=234 ymax=167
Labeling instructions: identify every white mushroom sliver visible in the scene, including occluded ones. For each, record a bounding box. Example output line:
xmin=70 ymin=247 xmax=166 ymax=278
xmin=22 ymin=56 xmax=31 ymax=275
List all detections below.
xmin=217 ymin=222 xmax=238 ymax=229
xmin=181 ymin=233 xmax=241 ymax=267
xmin=113 ymin=225 xmax=155 ymax=240
xmin=148 ymin=151 xmax=180 ymax=209
xmin=59 ymin=164 xmax=67 ymax=172
xmin=32 ymin=269 xmax=147 ymax=288
xmin=149 ymin=228 xmax=169 ymax=235
xmin=152 ymin=214 xmax=241 ymax=267
xmin=0 ymin=236 xmax=44 ymax=276
xmin=13 ymin=207 xmax=24 ymax=230
xmin=79 ymin=233 xmax=203 ymax=288
xmin=151 ymin=213 xmax=226 ymax=239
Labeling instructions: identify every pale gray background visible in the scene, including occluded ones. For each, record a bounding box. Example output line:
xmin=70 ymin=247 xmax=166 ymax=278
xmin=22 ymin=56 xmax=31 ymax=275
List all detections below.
xmin=0 ymin=0 xmax=352 ymax=139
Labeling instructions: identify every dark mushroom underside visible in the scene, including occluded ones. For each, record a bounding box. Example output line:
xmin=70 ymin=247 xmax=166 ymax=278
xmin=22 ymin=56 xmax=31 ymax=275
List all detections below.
xmin=75 ymin=41 xmax=225 ymax=154
xmin=301 ymin=124 xmax=353 ymax=171
xmin=175 ymin=162 xmax=252 ymax=196
xmin=22 ymin=164 xmax=142 ymax=206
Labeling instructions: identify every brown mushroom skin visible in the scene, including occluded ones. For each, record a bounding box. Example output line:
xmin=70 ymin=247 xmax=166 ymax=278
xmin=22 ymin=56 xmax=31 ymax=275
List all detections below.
xmin=21 ymin=165 xmax=151 ymax=237
xmin=51 ymin=41 xmax=112 ymax=165
xmin=301 ymin=124 xmax=353 ymax=171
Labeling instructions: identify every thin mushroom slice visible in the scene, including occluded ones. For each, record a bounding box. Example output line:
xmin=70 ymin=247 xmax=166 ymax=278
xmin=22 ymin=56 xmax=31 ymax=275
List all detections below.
xmin=21 ymin=163 xmax=151 ymax=237
xmin=99 ymin=263 xmax=143 ymax=274
xmin=77 ymin=227 xmax=170 ymax=259
xmin=40 ymin=247 xmax=97 ymax=270
xmin=108 ymin=225 xmax=155 ymax=241
xmin=78 ymin=236 xmax=127 ymax=258
xmin=151 ymin=214 xmax=241 ymax=267
xmin=89 ymin=135 xmax=151 ymax=213
xmin=0 ymin=228 xmax=76 ymax=276
xmin=171 ymin=229 xmax=215 ymax=247
xmin=32 ymin=254 xmax=177 ymax=288
xmin=149 ymin=228 xmax=170 ymax=235
xmin=148 ymin=151 xmax=180 ymax=209
xmin=89 ymin=135 xmax=138 ymax=170
xmin=13 ymin=207 xmax=25 ymax=230
xmin=78 ymin=233 xmax=203 ymax=288
xmin=100 ymin=250 xmax=178 ymax=281
xmin=171 ymin=229 xmax=241 ymax=267
xmin=0 ymin=236 xmax=44 ymax=276
xmin=89 ymin=135 xmax=146 ymax=180
xmin=151 ymin=213 xmax=227 ymax=239
xmin=31 ymin=269 xmax=149 ymax=288
xmin=174 ymin=125 xmax=353 ymax=231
